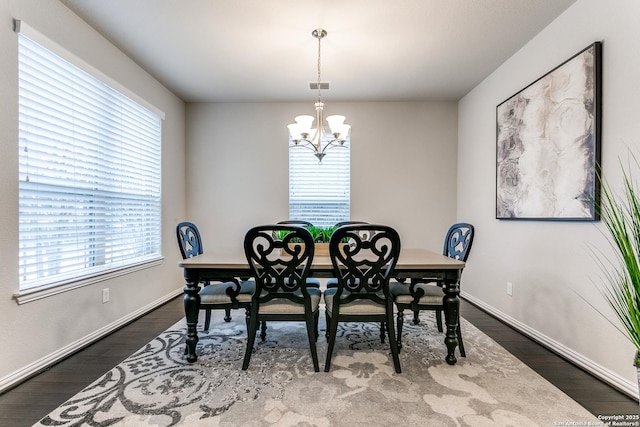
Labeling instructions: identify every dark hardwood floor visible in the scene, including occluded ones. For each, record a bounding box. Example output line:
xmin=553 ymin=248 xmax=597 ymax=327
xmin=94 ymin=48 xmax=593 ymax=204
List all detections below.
xmin=0 ymin=297 xmax=637 ymax=426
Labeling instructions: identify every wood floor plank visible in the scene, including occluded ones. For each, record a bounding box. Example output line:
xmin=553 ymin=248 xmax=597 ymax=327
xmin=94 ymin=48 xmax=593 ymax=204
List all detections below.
xmin=0 ymin=296 xmax=636 ymax=427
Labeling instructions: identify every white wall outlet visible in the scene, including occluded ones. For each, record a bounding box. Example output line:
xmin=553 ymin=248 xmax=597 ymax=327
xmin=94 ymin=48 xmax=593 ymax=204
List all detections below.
xmin=102 ymin=288 xmax=110 ymax=303
xmin=506 ymin=282 xmax=513 ymax=296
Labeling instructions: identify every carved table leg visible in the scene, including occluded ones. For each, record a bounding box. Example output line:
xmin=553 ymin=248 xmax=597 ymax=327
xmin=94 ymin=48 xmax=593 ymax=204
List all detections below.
xmin=396 ymin=310 xmax=404 ymax=351
xmin=442 ymin=280 xmax=460 ymax=365
xmin=183 ymin=279 xmax=201 ymax=363
xmin=260 ymin=319 xmax=267 ymax=341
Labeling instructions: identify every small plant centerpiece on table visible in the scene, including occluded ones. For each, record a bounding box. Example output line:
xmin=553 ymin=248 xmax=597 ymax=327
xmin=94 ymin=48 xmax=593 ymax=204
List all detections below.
xmin=274 ymin=225 xmax=339 ymax=256
xmin=305 ymin=225 xmax=338 ymax=256
xmin=594 ymin=154 xmax=640 ymax=400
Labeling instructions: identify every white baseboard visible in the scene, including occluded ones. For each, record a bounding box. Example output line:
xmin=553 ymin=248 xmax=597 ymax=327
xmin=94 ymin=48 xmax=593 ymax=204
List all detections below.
xmin=0 ymin=288 xmax=184 ymax=394
xmin=461 ymin=291 xmax=639 ymax=401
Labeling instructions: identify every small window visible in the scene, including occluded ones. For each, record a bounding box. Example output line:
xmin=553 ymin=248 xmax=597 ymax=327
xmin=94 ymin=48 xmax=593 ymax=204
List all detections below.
xmin=18 ymin=31 xmax=162 ymax=292
xmin=289 ymin=138 xmax=350 ymax=227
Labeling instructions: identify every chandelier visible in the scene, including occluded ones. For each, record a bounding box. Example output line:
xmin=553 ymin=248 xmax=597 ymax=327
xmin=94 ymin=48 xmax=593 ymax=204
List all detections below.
xmin=288 ymin=28 xmax=350 ymax=162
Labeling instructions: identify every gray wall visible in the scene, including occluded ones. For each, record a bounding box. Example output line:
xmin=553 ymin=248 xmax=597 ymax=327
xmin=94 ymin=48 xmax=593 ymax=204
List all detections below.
xmin=185 ymin=101 xmax=459 ymax=252
xmin=458 ymin=0 xmax=640 ymax=395
xmin=0 ymin=0 xmax=186 ymax=389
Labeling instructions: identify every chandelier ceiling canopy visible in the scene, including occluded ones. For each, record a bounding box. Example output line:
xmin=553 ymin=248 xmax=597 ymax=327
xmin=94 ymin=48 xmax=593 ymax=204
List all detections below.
xmin=288 ymin=29 xmax=350 ymax=162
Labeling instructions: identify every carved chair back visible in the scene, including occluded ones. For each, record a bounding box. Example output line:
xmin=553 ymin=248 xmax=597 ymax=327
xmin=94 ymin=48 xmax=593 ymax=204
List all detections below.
xmin=329 ymin=224 xmax=400 ymax=305
xmin=176 ymin=221 xmax=203 ymax=259
xmin=443 ymin=223 xmax=475 ymax=262
xmin=244 ymin=225 xmax=315 ymax=305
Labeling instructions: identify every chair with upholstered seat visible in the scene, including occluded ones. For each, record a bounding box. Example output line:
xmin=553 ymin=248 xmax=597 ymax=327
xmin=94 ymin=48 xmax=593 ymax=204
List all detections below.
xmin=325 ymin=221 xmax=391 ymax=342
xmin=176 ymin=222 xmax=255 ymax=331
xmin=390 ymin=222 xmax=475 ymax=356
xmin=242 ymin=224 xmax=321 ymax=372
xmin=324 ymin=224 xmax=402 ymax=373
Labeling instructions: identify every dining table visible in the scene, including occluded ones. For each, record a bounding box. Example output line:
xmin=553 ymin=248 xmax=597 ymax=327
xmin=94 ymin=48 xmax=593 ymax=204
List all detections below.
xmin=178 ymin=248 xmax=466 ymax=365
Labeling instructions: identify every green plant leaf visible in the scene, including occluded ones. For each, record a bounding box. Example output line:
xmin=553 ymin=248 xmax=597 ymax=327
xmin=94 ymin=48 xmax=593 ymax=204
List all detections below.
xmin=594 ymin=153 xmax=640 ymax=353
xmin=303 ymin=225 xmax=337 ymax=242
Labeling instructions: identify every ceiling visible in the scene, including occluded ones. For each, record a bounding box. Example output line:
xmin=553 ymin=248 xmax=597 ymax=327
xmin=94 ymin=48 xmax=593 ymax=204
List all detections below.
xmin=59 ymin=0 xmax=577 ymax=103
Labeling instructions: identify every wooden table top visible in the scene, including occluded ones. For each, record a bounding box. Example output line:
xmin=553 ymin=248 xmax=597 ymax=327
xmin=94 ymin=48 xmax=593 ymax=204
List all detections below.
xmin=178 ymin=248 xmax=465 ymax=271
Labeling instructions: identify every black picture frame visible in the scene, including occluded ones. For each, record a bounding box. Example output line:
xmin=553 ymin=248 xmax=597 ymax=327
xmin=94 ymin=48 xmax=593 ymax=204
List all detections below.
xmin=496 ymin=42 xmax=602 ymax=221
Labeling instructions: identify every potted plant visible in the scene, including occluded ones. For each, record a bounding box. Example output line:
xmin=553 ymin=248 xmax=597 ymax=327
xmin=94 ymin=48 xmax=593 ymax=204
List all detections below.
xmin=275 ymin=225 xmax=339 ymax=256
xmin=303 ymin=225 xmax=338 ymax=256
xmin=594 ymin=154 xmax=640 ymax=401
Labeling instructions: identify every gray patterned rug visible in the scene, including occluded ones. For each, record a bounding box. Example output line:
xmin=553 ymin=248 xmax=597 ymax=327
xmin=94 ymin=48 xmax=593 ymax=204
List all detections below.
xmin=35 ymin=309 xmax=597 ymax=426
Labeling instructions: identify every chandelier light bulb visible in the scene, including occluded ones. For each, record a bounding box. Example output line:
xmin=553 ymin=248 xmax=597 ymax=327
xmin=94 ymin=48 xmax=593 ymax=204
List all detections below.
xmin=326 ymin=115 xmax=346 ymax=137
xmin=294 ymin=115 xmax=314 ymax=136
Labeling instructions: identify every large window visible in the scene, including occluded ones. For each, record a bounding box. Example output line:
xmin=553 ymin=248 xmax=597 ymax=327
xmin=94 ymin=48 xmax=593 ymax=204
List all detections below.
xmin=17 ymin=26 xmax=162 ymax=294
xmin=289 ymin=139 xmax=350 ymax=227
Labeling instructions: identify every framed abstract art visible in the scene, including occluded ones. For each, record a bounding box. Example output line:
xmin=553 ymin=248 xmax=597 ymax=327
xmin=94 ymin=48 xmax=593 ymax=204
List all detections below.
xmin=496 ymin=42 xmax=602 ymax=220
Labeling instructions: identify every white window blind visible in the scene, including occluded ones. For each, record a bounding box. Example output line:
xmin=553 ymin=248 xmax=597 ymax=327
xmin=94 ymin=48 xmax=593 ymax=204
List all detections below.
xmin=289 ymin=139 xmax=350 ymax=228
xmin=18 ymin=32 xmax=162 ymax=292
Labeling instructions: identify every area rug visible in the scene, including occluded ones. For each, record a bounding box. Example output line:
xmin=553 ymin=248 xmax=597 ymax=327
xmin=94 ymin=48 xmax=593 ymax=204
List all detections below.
xmin=34 ymin=310 xmax=598 ymax=426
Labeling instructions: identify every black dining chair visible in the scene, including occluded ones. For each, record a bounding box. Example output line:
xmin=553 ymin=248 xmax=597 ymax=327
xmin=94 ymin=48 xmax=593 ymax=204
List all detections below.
xmin=324 ymin=224 xmax=402 ymax=373
xmin=390 ymin=222 xmax=475 ymax=355
xmin=242 ymin=224 xmax=321 ymax=372
xmin=325 ymin=221 xmax=389 ymax=342
xmin=176 ymin=222 xmax=255 ymax=331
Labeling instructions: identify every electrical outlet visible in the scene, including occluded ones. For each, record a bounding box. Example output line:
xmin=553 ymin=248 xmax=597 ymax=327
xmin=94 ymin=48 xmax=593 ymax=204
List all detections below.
xmin=102 ymin=288 xmax=110 ymax=303
xmin=506 ymin=282 xmax=513 ymax=296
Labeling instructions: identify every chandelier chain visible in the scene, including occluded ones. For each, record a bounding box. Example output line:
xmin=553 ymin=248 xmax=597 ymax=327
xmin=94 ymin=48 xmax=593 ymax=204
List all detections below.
xmin=316 ymin=30 xmax=322 ymax=102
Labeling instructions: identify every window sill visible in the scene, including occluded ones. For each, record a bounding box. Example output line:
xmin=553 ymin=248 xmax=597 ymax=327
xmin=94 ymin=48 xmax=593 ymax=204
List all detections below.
xmin=13 ymin=257 xmax=164 ymax=305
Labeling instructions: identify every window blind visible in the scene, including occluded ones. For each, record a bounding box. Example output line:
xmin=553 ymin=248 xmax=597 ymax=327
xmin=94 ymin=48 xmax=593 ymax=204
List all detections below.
xmin=18 ymin=32 xmax=162 ymax=291
xmin=289 ymin=138 xmax=350 ymax=227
